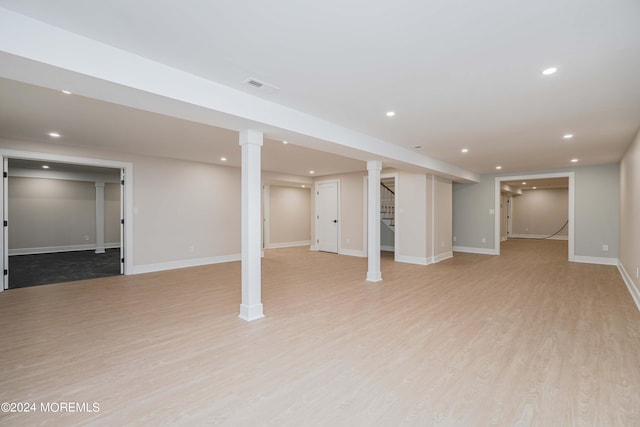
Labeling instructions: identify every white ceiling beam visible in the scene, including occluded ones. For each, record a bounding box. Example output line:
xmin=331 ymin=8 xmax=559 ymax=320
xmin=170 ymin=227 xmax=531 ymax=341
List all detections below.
xmin=0 ymin=7 xmax=479 ymax=183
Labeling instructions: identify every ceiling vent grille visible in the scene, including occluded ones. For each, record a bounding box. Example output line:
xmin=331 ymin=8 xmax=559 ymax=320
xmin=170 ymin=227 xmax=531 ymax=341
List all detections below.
xmin=243 ymin=78 xmax=279 ymax=93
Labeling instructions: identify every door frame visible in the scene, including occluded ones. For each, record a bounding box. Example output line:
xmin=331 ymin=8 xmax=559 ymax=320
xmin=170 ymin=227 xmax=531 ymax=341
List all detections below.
xmin=380 ymin=172 xmax=399 ymax=261
xmin=0 ymin=149 xmax=134 ymax=292
xmin=313 ymin=179 xmax=340 ymax=253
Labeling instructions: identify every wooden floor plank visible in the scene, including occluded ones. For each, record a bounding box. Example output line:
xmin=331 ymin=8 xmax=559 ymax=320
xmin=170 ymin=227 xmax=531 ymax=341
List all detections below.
xmin=0 ymin=240 xmax=639 ymax=426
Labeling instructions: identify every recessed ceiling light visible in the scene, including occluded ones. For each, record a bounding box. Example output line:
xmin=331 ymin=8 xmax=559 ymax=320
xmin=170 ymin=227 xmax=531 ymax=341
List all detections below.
xmin=533 ymin=186 xmax=537 ymax=190
xmin=522 ymin=182 xmax=527 ymax=185
xmin=48 ymin=132 xmax=61 ymax=138
xmin=563 ymin=133 xmax=574 ymax=139
xmin=282 ymin=140 xmax=288 ymax=144
xmin=301 ymin=185 xmax=305 ymax=188
xmin=309 ymin=170 xmax=315 ymax=174
xmin=496 ymin=166 xmax=502 ymax=170
xmin=42 ymin=165 xmax=50 ymax=169
xmin=571 ymin=158 xmax=579 ymax=163
xmin=414 ymin=145 xmax=423 ymax=149
xmin=461 ymin=148 xmax=469 ymax=153
xmin=220 ymin=157 xmax=227 ymax=162
xmin=61 ymin=90 xmax=72 ymax=95
xmin=386 ymin=111 xmax=395 ymax=117
xmin=542 ymin=67 xmax=558 ymax=75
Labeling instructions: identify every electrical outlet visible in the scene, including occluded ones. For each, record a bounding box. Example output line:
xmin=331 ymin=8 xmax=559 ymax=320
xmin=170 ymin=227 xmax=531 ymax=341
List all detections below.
xmin=84 ymin=235 xmax=90 ymax=241
xmin=188 ymin=245 xmax=195 ymax=253
xmin=602 ymin=244 xmax=608 ymax=252
xmin=481 ymin=237 xmax=486 ymax=244
xmin=346 ymin=238 xmax=350 ymax=244
xmin=441 ymin=241 xmax=445 ymax=248
xmin=636 ymin=267 xmax=639 ymax=279
xmin=453 ymin=236 xmax=457 ymax=242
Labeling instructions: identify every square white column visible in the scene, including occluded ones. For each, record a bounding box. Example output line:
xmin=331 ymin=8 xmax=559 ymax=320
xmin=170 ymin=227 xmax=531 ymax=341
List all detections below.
xmin=239 ymin=129 xmax=265 ymax=321
xmin=367 ymin=160 xmax=382 ymax=282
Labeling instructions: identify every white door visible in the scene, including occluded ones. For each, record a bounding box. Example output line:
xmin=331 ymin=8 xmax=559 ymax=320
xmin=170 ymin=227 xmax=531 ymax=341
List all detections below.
xmin=316 ymin=181 xmax=338 ymax=253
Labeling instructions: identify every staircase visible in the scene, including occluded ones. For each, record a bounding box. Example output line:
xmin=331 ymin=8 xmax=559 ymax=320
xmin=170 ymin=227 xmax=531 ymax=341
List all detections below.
xmin=380 ymin=182 xmax=395 ymax=230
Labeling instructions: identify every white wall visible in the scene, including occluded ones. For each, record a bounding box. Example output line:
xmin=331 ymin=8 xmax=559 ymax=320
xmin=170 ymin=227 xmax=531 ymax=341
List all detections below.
xmin=132 ymin=155 xmax=241 ymax=266
xmin=396 ymin=171 xmax=428 ymax=263
xmin=619 ymin=129 xmax=640 ymax=308
xmin=511 ymin=188 xmax=568 ymax=239
xmin=9 ymin=178 xmax=95 ymax=250
xmin=267 ymin=185 xmax=310 ymax=247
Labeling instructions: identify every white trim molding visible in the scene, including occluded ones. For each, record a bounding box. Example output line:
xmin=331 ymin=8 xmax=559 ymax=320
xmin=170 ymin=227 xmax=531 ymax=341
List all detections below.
xmin=572 ymin=255 xmax=618 ymax=266
xmin=338 ymin=248 xmax=366 ymax=258
xmin=434 ymin=251 xmax=454 ymax=263
xmin=396 ymin=255 xmax=431 ymax=266
xmin=618 ymin=262 xmax=640 ymax=312
xmin=131 ymin=253 xmax=241 ymax=275
xmin=266 ymin=240 xmax=311 ymax=249
xmin=509 ymin=234 xmax=569 ymax=241
xmin=453 ymin=246 xmax=498 ymax=255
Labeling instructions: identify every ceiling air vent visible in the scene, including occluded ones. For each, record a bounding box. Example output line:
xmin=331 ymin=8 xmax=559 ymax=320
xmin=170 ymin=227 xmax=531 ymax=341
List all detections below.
xmin=243 ymin=78 xmax=280 ymax=93
xmin=246 ymin=79 xmax=263 ymax=88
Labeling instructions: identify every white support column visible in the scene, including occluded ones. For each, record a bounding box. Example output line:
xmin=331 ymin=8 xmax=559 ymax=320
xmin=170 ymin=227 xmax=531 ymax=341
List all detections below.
xmin=95 ymin=182 xmax=105 ymax=254
xmin=239 ymin=129 xmax=265 ymax=321
xmin=367 ymin=160 xmax=382 ymax=282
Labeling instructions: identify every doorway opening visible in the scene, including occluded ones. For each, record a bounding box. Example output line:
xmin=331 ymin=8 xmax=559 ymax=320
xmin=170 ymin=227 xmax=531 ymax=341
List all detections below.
xmin=1 ymin=150 xmax=133 ymax=291
xmin=494 ymin=172 xmax=574 ymax=261
xmin=380 ymin=174 xmax=397 ymax=258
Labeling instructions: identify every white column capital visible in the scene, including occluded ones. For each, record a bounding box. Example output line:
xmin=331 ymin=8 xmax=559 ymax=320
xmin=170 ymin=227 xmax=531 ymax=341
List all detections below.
xmin=94 ymin=181 xmax=105 ymax=188
xmin=367 ymin=160 xmax=382 ymax=171
xmin=239 ymin=129 xmax=264 ymax=147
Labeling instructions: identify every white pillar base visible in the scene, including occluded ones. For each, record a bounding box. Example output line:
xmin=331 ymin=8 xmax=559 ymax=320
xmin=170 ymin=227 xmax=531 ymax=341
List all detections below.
xmin=366 ymin=272 xmax=383 ymax=282
xmin=239 ymin=303 xmax=265 ymax=322
xmin=95 ymin=248 xmax=106 ymax=254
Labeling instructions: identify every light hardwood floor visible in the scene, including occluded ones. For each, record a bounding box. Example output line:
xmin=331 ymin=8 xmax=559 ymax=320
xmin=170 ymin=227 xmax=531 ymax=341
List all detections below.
xmin=1 ymin=240 xmax=639 ymax=426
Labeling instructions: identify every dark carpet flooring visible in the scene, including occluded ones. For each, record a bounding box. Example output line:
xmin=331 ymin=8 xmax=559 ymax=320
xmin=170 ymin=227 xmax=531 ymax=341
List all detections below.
xmin=9 ymin=249 xmax=122 ymax=289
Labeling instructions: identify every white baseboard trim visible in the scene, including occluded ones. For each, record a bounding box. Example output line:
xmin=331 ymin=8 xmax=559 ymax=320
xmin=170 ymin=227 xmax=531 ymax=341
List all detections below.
xmin=453 ymin=246 xmax=497 ymax=255
xmin=572 ymin=255 xmax=618 ymax=266
xmin=618 ymin=262 xmax=640 ymax=312
xmin=381 ymin=245 xmax=395 ymax=252
xmin=131 ymin=253 xmax=241 ymax=275
xmin=266 ymin=240 xmax=311 ymax=249
xmin=309 ymin=245 xmax=319 ymax=251
xmin=434 ymin=251 xmax=454 ymax=263
xmin=339 ymin=248 xmax=366 ymax=258
xmin=501 ymin=236 xmax=508 ymax=242
xmin=396 ymin=254 xmax=431 ymax=266
xmin=9 ymin=243 xmax=121 ymax=256
xmin=509 ymin=234 xmax=568 ymax=241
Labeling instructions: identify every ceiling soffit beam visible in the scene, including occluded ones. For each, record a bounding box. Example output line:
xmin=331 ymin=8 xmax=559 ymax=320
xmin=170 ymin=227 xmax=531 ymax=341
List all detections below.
xmin=0 ymin=7 xmax=479 ymax=183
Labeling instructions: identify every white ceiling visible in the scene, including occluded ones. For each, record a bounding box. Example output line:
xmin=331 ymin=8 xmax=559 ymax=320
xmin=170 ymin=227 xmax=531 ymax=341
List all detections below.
xmin=0 ymin=1 xmax=639 ymax=179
